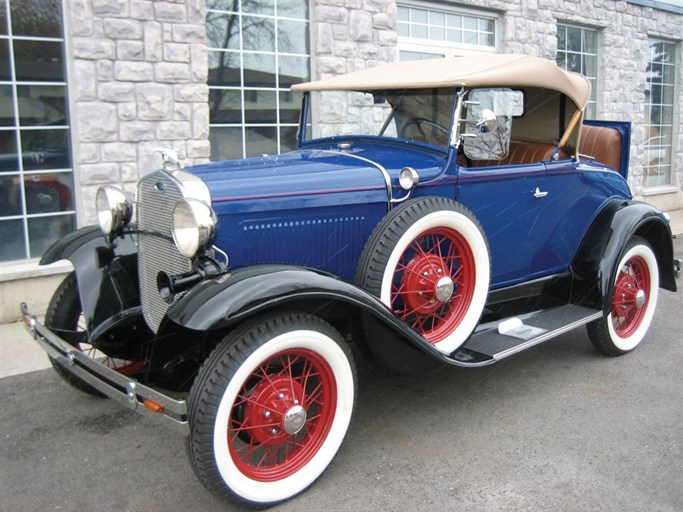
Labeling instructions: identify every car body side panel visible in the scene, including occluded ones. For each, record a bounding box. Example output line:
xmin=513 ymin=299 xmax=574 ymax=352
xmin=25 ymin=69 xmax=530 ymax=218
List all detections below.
xmin=455 ymin=155 xmax=633 ymax=288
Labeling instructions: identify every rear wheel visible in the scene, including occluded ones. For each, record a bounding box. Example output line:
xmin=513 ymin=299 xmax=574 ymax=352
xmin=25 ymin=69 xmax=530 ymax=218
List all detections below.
xmin=45 ymin=272 xmax=144 ymax=396
xmin=586 ymin=237 xmax=659 ymax=355
xmin=187 ymin=313 xmax=356 ymax=507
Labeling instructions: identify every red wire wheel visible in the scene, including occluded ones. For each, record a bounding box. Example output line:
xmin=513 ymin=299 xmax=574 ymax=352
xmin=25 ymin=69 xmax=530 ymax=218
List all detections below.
xmin=356 ymin=197 xmax=490 ymax=354
xmin=610 ymin=254 xmax=651 ymax=338
xmin=390 ymin=227 xmax=475 ymax=343
xmin=587 ymin=237 xmax=660 ymax=356
xmin=187 ymin=314 xmax=356 ymax=506
xmin=228 ymin=348 xmax=337 ymax=481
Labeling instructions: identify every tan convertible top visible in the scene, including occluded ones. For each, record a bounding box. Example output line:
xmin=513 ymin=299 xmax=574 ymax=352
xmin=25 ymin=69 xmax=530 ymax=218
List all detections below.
xmin=292 ymin=54 xmax=591 ymax=110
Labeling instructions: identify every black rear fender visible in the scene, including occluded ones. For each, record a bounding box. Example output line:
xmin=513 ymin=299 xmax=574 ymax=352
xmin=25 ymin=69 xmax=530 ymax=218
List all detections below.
xmin=40 ymin=226 xmax=140 ymax=329
xmin=571 ymin=200 xmax=676 ymax=314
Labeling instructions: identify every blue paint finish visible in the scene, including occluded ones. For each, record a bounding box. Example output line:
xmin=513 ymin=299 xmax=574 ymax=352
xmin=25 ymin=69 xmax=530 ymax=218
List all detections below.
xmin=456 ymin=157 xmax=632 ymax=288
xmin=188 ymin=139 xmax=448 ymax=279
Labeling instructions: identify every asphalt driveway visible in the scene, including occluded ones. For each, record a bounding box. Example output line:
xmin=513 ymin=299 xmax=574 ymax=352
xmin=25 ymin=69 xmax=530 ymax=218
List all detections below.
xmin=1 ymin=240 xmax=681 ymax=512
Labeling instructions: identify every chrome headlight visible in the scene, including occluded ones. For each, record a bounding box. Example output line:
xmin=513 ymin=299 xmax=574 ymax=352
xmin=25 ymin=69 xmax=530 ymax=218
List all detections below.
xmin=96 ymin=186 xmax=132 ymax=235
xmin=172 ymin=199 xmax=216 ymax=258
xmin=399 ymin=167 xmax=420 ymax=190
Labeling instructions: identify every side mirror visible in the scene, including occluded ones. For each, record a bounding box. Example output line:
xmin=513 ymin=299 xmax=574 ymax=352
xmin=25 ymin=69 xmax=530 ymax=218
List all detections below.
xmin=476 ymin=109 xmax=497 ymax=133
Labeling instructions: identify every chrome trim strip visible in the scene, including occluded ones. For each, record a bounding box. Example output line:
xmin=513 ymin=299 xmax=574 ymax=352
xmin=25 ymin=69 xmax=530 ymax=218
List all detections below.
xmin=492 ymin=311 xmax=603 ymax=361
xmin=316 ymin=149 xmax=394 ymax=210
xmin=21 ymin=303 xmax=189 ymax=433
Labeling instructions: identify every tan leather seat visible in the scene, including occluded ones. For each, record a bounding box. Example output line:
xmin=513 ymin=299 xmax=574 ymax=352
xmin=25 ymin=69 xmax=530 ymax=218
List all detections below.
xmin=579 ymin=124 xmax=622 ymax=171
xmin=464 ymin=141 xmax=566 ymax=167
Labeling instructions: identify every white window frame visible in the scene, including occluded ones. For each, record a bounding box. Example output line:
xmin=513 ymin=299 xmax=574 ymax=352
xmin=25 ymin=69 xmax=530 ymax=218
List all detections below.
xmin=397 ymin=1 xmax=500 ymax=60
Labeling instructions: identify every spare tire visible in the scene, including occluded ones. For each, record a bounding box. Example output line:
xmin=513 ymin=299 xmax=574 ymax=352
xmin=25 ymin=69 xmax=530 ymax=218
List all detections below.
xmin=356 ymin=197 xmax=490 ymax=354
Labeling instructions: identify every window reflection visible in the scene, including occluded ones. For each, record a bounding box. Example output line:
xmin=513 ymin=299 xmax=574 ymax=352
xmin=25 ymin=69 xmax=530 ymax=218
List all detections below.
xmin=0 ymin=39 xmax=10 ymax=80
xmin=207 ymin=0 xmax=310 ymax=159
xmin=20 ymin=129 xmax=70 ymax=170
xmin=10 ymin=0 xmax=63 ymax=38
xmin=0 ymin=219 xmax=25 ymax=261
xmin=17 ymin=85 xmax=68 ymax=126
xmin=14 ymin=40 xmax=64 ymax=82
xmin=28 ymin=213 xmax=75 ymax=258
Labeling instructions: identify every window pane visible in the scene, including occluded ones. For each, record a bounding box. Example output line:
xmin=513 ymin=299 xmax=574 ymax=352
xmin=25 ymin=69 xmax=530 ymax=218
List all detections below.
xmin=398 ymin=6 xmax=409 ymax=22
xmin=278 ymin=55 xmax=309 ymax=86
xmin=557 ymin=25 xmax=566 ymax=49
xmin=583 ymin=30 xmax=596 ymax=54
xmin=278 ymin=0 xmax=307 ymax=19
xmin=0 ymin=86 xmax=15 ymax=126
xmin=209 ymin=88 xmax=242 ymax=123
xmin=447 ymin=29 xmax=462 ymax=43
xmin=210 ymin=126 xmax=242 ymax=161
xmin=464 ymin=30 xmax=477 ymax=45
xmin=11 ymin=0 xmax=63 ymax=38
xmin=0 ymin=219 xmax=26 ymax=261
xmin=566 ymin=26 xmax=581 ymax=50
xmin=430 ymin=27 xmax=444 ymax=41
xmin=14 ymin=40 xmax=65 ymax=82
xmin=243 ymin=53 xmax=275 ymax=88
xmin=397 ymin=22 xmax=409 ymax=37
xmin=412 ymin=24 xmax=427 ymax=39
xmin=279 ymin=126 xmax=298 ymax=153
xmin=447 ymin=14 xmax=461 ymax=28
xmin=429 ymin=12 xmax=445 ymax=26
xmin=206 ymin=0 xmax=238 ymax=12
xmin=208 ymin=50 xmax=240 ymax=86
xmin=245 ymin=126 xmax=277 ymax=157
xmin=244 ymin=90 xmax=276 ymax=123
xmin=278 ymin=20 xmax=308 ymax=54
xmin=279 ymin=91 xmax=301 ymax=123
xmin=17 ymin=85 xmax=68 ymax=126
xmin=412 ymin=9 xmax=427 ymax=24
xmin=0 ymin=131 xmax=19 ymax=172
xmin=206 ymin=13 xmax=240 ymax=50
xmin=28 ymin=213 xmax=75 ymax=258
xmin=0 ymin=1 xmax=6 ymax=35
xmin=0 ymin=39 xmax=10 ymax=80
xmin=243 ymin=16 xmax=274 ymax=52
xmin=242 ymin=0 xmax=274 ymax=16
xmin=463 ymin=17 xmax=477 ymax=30
xmin=0 ymin=175 xmax=22 ymax=216
xmin=20 ymin=129 xmax=71 ymax=170
xmin=24 ymin=173 xmax=74 ymax=214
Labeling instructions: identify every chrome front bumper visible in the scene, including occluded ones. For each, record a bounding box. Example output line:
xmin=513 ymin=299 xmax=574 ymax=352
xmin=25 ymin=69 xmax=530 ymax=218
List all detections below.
xmin=21 ymin=303 xmax=188 ymax=434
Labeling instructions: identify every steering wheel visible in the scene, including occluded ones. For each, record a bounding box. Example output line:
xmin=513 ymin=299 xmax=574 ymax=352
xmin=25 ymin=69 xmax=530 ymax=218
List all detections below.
xmin=400 ymin=118 xmax=449 ymax=146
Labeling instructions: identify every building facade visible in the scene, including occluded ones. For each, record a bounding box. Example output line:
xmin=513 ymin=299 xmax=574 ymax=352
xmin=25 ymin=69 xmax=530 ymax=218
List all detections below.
xmin=0 ymin=0 xmax=681 ymax=321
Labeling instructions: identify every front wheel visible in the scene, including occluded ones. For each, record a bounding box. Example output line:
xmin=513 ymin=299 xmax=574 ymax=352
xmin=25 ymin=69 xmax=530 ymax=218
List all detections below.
xmin=45 ymin=272 xmax=144 ymax=396
xmin=187 ymin=313 xmax=356 ymax=507
xmin=586 ymin=237 xmax=660 ymax=355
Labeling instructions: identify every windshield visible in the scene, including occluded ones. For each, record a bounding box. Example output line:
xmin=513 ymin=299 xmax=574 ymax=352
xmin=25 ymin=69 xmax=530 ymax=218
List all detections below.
xmin=303 ymin=88 xmax=456 ymax=149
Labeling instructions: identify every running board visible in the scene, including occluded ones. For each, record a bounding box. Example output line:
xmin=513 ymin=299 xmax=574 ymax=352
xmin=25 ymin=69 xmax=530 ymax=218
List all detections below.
xmin=452 ymin=304 xmax=602 ymax=363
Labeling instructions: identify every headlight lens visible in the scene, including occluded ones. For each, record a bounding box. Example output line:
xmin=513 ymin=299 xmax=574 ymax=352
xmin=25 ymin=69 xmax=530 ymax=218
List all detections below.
xmin=399 ymin=166 xmax=420 ymax=191
xmin=96 ymin=186 xmax=132 ymax=235
xmin=172 ymin=199 xmax=216 ymax=258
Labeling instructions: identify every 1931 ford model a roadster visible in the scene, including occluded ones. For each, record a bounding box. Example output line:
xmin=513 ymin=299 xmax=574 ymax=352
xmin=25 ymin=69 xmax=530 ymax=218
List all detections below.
xmin=22 ymin=54 xmax=679 ymax=506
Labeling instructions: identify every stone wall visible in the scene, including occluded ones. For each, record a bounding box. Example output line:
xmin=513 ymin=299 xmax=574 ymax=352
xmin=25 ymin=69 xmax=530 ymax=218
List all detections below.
xmin=66 ymin=0 xmax=211 ymax=224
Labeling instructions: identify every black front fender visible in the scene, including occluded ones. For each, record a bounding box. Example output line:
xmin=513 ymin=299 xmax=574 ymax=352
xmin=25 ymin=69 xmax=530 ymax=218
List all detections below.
xmin=571 ymin=199 xmax=676 ymax=314
xmin=164 ymin=265 xmax=475 ymax=367
xmin=40 ymin=226 xmax=139 ymax=329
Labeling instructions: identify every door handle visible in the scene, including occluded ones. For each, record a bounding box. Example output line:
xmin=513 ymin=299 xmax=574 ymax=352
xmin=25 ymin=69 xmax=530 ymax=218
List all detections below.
xmin=533 ymin=187 xmax=549 ymax=198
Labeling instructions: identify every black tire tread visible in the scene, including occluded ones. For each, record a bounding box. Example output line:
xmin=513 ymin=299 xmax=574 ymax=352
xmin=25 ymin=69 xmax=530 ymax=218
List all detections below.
xmin=187 ymin=313 xmax=357 ymax=508
xmin=586 ymin=236 xmax=654 ymax=357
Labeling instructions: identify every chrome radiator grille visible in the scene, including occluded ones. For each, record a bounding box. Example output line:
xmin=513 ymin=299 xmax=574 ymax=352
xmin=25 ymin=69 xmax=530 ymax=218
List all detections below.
xmin=137 ymin=171 xmax=191 ymax=333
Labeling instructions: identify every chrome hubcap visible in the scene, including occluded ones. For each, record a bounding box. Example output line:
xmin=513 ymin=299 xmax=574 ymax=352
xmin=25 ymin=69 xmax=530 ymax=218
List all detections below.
xmin=435 ymin=276 xmax=454 ymax=303
xmin=282 ymin=405 xmax=307 ymax=435
xmin=635 ymin=289 xmax=646 ymax=308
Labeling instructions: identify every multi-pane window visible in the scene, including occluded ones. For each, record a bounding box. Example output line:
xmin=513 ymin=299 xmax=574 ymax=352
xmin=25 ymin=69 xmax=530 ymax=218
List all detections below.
xmin=644 ymin=39 xmax=676 ymax=188
xmin=397 ymin=4 xmax=497 ymax=60
xmin=206 ymin=0 xmax=310 ymax=161
xmin=556 ymin=24 xmax=598 ymax=119
xmin=0 ymin=0 xmax=75 ymax=262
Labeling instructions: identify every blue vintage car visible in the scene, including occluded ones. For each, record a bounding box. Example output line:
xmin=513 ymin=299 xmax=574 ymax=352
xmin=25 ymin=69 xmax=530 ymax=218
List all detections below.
xmin=22 ymin=54 xmax=679 ymax=506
